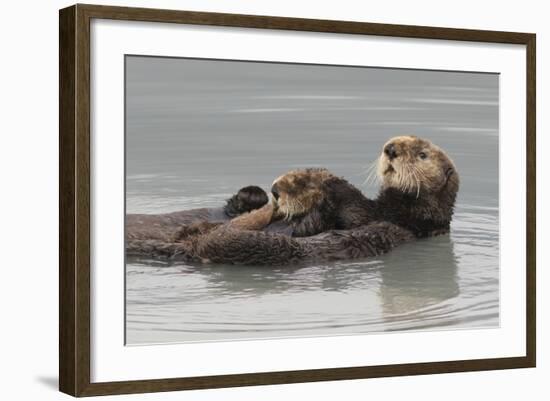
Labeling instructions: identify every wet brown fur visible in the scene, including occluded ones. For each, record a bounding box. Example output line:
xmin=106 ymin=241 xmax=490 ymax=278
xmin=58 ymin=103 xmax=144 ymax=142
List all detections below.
xmin=127 ymin=136 xmax=459 ymax=265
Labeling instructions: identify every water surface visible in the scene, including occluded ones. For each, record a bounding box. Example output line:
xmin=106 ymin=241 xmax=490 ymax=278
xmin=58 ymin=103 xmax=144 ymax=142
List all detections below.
xmin=125 ymin=56 xmax=499 ymax=344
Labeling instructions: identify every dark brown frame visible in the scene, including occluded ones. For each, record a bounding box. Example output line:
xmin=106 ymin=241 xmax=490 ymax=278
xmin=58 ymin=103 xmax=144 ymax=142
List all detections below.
xmin=59 ymin=3 xmax=536 ymax=397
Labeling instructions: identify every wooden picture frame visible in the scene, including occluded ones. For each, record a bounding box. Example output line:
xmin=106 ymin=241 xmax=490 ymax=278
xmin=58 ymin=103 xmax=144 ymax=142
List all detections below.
xmin=59 ymin=3 xmax=536 ymax=397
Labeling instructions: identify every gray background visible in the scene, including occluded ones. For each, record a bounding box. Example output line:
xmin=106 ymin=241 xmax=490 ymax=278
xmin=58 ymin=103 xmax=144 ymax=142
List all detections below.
xmin=125 ymin=56 xmax=499 ymax=344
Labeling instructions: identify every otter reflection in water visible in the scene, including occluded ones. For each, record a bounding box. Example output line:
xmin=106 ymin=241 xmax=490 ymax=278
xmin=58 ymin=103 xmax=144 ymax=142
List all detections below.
xmin=126 ymin=136 xmax=459 ymax=266
xmin=126 ymin=236 xmax=459 ymax=336
xmin=377 ymin=235 xmax=459 ymax=322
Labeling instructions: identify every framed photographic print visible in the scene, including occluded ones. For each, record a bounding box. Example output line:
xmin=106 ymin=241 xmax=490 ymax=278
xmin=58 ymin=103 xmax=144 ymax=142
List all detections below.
xmin=59 ymin=4 xmax=536 ymax=397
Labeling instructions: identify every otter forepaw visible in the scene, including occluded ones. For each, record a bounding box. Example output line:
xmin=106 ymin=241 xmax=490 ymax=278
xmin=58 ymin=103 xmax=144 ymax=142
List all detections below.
xmin=228 ymin=203 xmax=275 ymax=231
xmin=224 ymin=185 xmax=269 ymax=217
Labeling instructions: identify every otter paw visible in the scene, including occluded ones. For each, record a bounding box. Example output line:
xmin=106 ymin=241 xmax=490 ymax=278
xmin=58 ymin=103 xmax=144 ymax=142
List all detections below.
xmin=224 ymin=185 xmax=269 ymax=217
xmin=229 ymin=203 xmax=275 ymax=231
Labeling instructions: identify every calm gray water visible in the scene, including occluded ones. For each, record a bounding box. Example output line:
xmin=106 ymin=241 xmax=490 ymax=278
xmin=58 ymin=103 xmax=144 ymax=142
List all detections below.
xmin=125 ymin=56 xmax=499 ymax=345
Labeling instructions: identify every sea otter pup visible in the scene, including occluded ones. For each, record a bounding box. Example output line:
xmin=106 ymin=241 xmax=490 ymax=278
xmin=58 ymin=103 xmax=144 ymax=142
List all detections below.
xmin=267 ymin=168 xmax=376 ymax=237
xmin=127 ymin=136 xmax=459 ymax=265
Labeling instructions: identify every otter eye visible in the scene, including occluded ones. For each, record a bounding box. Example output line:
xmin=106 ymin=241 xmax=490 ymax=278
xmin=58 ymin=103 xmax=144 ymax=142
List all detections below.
xmin=418 ymin=152 xmax=428 ymax=160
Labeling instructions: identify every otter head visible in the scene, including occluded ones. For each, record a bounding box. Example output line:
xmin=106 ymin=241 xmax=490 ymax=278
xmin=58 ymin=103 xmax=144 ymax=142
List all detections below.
xmin=270 ymin=168 xmax=334 ymax=220
xmin=377 ymin=135 xmax=459 ymax=198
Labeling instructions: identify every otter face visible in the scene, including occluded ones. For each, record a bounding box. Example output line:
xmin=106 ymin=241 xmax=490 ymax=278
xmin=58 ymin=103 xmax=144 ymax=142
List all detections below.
xmin=270 ymin=168 xmax=333 ymax=220
xmin=377 ymin=135 xmax=459 ymax=197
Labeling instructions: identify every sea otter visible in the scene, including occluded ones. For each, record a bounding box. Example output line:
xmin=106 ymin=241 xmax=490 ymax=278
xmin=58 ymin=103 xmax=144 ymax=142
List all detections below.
xmin=126 ymin=136 xmax=459 ymax=265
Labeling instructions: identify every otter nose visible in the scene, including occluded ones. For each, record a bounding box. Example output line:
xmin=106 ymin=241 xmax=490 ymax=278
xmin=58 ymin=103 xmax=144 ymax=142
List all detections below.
xmin=271 ymin=184 xmax=280 ymax=200
xmin=384 ymin=143 xmax=398 ymax=160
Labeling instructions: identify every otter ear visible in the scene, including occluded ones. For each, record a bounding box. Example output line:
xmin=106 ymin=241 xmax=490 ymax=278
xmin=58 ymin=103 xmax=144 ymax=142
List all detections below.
xmin=443 ymin=166 xmax=459 ymax=190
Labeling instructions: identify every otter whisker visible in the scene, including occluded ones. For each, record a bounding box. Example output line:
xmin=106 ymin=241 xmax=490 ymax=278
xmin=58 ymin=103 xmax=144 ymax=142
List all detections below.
xmin=359 ymin=161 xmax=377 ymax=177
xmin=365 ymin=164 xmax=375 ymax=180
xmin=407 ymin=168 xmax=415 ymax=193
xmin=411 ymin=168 xmax=418 ymax=192
xmin=363 ymin=160 xmax=380 ymax=186
xmin=399 ymin=165 xmax=418 ymax=195
xmin=411 ymin=168 xmax=421 ymax=199
xmin=413 ymin=165 xmax=426 ymax=199
xmin=365 ymin=170 xmax=377 ymax=186
xmin=397 ymin=164 xmax=407 ymax=192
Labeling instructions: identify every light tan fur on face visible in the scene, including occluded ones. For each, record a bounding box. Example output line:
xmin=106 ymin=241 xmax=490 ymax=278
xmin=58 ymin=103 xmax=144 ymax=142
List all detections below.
xmin=377 ymin=135 xmax=458 ymax=197
xmin=271 ymin=168 xmax=334 ymax=220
